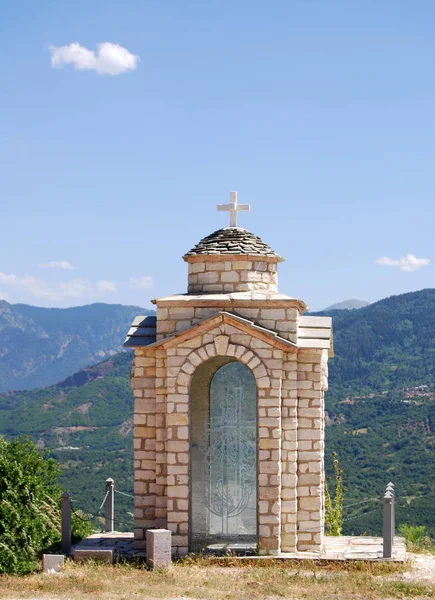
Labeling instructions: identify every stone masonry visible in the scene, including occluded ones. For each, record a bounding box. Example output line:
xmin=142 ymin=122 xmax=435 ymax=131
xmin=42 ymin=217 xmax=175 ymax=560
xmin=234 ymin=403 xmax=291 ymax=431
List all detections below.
xmin=126 ymin=224 xmax=333 ymax=557
xmin=184 ymin=228 xmax=281 ymax=294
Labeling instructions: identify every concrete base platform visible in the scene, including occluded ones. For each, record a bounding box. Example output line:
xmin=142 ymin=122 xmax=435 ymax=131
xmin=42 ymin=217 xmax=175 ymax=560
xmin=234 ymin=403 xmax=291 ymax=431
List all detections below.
xmin=278 ymin=536 xmax=407 ymax=562
xmin=72 ymin=533 xmax=136 ymax=560
xmin=73 ymin=533 xmax=406 ymax=563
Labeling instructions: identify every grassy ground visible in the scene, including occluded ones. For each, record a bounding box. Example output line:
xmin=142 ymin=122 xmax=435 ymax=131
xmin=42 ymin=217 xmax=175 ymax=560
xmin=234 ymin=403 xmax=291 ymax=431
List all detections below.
xmin=0 ymin=558 xmax=433 ymax=600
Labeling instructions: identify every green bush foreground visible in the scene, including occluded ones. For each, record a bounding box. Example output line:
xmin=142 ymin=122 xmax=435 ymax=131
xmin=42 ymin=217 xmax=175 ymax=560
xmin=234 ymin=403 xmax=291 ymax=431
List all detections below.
xmin=0 ymin=436 xmax=92 ymax=574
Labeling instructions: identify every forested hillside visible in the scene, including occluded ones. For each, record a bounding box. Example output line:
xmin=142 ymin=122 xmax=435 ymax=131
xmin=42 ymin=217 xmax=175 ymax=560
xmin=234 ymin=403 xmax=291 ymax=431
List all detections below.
xmin=0 ymin=352 xmax=135 ymax=528
xmin=0 ymin=301 xmax=151 ymax=392
xmin=326 ymin=387 xmax=435 ymax=536
xmin=319 ymin=289 xmax=435 ymax=399
xmin=1 ymin=289 xmax=435 ymax=534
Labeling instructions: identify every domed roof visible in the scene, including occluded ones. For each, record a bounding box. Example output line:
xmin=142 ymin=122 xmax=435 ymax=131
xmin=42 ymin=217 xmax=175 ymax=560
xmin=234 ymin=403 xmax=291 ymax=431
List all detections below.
xmin=183 ymin=227 xmax=283 ymax=261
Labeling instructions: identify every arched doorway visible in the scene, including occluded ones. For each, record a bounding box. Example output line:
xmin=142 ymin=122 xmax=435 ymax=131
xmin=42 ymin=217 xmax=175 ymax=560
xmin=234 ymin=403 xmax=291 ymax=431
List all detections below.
xmin=190 ymin=357 xmax=257 ymax=552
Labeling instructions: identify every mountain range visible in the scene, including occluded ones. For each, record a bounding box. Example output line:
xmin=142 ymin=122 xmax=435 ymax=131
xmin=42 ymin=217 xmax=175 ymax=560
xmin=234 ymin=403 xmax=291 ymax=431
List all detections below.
xmin=323 ymin=299 xmax=370 ymax=311
xmin=0 ymin=301 xmax=151 ymax=392
xmin=1 ymin=290 xmax=435 ymax=534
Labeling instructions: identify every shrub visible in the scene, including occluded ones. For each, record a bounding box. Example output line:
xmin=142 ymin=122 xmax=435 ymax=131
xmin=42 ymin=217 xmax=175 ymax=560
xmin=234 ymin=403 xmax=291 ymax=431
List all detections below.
xmin=325 ymin=452 xmax=344 ymax=536
xmin=0 ymin=436 xmax=92 ymax=573
xmin=398 ymin=524 xmax=432 ymax=550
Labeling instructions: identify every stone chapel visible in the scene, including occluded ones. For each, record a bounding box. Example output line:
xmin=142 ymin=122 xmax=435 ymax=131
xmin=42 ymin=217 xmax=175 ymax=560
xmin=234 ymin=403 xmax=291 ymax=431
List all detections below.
xmin=125 ymin=192 xmax=333 ymax=556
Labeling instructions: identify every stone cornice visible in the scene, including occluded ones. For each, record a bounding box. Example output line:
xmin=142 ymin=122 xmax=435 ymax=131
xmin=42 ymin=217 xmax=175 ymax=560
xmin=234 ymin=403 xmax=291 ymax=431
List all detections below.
xmin=184 ymin=254 xmax=279 ymax=264
xmin=147 ymin=311 xmax=298 ymax=353
xmin=152 ymin=294 xmax=308 ymax=313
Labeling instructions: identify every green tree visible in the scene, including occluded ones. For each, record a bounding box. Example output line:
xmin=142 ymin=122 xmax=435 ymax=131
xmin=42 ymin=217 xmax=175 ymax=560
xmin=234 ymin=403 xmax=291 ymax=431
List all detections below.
xmin=0 ymin=436 xmax=91 ymax=573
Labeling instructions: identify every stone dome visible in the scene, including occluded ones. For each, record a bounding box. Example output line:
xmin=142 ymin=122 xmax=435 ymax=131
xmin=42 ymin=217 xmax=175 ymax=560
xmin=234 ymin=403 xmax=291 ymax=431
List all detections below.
xmin=183 ymin=227 xmax=283 ymax=261
xmin=183 ymin=227 xmax=283 ymax=294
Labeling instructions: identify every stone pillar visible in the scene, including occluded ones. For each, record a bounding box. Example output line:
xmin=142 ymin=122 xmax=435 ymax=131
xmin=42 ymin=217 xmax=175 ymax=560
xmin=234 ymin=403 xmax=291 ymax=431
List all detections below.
xmin=146 ymin=529 xmax=172 ymax=569
xmin=280 ymin=352 xmax=298 ymax=551
xmin=258 ymin=351 xmax=283 ymax=555
xmin=133 ymin=350 xmax=157 ymax=549
xmin=165 ymin=348 xmax=191 ymax=557
xmin=155 ymin=349 xmax=169 ymax=529
xmin=296 ymin=349 xmax=326 ymax=551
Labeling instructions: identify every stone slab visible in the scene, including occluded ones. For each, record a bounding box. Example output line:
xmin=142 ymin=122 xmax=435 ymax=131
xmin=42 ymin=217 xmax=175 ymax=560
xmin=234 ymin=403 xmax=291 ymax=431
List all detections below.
xmin=42 ymin=554 xmax=64 ymax=573
xmin=299 ymin=316 xmax=332 ymax=328
xmin=72 ymin=533 xmax=137 ymax=559
xmin=153 ymin=292 xmax=301 ymax=303
xmin=146 ymin=529 xmax=172 ymax=569
xmin=207 ymin=537 xmax=406 ymax=563
xmin=298 ymin=338 xmax=331 ymax=349
xmin=278 ymin=536 xmax=406 ymax=562
xmin=73 ymin=549 xmax=114 ymax=564
xmin=200 ymin=536 xmax=406 ymax=563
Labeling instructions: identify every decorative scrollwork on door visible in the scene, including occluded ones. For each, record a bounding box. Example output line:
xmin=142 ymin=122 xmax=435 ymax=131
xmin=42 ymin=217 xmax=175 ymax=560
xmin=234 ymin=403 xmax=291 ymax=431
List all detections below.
xmin=200 ymin=383 xmax=256 ymax=535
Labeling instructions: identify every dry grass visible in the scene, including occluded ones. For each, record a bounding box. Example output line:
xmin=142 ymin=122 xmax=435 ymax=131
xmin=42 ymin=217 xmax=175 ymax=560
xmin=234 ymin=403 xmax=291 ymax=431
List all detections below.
xmin=0 ymin=558 xmax=432 ymax=600
xmin=405 ymin=542 xmax=435 ymax=555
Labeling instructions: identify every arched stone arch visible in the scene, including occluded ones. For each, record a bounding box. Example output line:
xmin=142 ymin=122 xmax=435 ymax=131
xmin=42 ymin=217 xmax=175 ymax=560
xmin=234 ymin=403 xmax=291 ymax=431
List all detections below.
xmin=167 ymin=332 xmax=283 ymax=556
xmin=176 ymin=337 xmax=271 ymax=392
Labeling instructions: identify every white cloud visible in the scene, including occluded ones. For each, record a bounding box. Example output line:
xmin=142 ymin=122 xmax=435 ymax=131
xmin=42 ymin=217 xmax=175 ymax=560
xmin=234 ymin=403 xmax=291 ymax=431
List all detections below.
xmin=96 ymin=280 xmax=117 ymax=293
xmin=376 ymin=254 xmax=430 ymax=272
xmin=50 ymin=42 xmax=138 ymax=75
xmin=129 ymin=276 xmax=153 ymax=290
xmin=0 ymin=272 xmax=117 ymax=301
xmin=0 ymin=291 xmax=9 ymax=301
xmin=39 ymin=260 xmax=77 ymax=270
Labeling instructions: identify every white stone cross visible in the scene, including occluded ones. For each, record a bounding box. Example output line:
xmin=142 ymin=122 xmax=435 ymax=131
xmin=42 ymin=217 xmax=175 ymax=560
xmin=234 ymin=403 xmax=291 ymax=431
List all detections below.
xmin=217 ymin=191 xmax=250 ymax=227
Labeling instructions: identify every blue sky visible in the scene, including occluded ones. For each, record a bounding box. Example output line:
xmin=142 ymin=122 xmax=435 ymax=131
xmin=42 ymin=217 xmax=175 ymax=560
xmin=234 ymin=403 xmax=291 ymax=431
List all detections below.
xmin=0 ymin=0 xmax=434 ymax=311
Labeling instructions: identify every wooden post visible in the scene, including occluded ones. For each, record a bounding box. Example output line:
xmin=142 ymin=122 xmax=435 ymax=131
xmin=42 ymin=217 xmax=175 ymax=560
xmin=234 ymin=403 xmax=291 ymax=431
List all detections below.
xmin=61 ymin=492 xmax=71 ymax=555
xmin=105 ymin=478 xmax=114 ymax=533
xmin=383 ymin=489 xmax=393 ymax=558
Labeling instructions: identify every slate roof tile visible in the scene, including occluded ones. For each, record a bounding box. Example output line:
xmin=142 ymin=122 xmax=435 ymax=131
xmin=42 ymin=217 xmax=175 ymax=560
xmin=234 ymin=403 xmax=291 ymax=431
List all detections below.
xmin=183 ymin=227 xmax=283 ymax=261
xmin=123 ymin=315 xmax=157 ymax=348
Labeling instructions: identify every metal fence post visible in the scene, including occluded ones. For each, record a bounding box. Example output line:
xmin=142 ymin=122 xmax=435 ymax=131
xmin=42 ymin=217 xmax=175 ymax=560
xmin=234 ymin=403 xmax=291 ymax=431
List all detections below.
xmin=61 ymin=491 xmax=71 ymax=555
xmin=383 ymin=489 xmax=393 ymax=558
xmin=105 ymin=478 xmax=114 ymax=533
xmin=386 ymin=482 xmax=395 ymax=539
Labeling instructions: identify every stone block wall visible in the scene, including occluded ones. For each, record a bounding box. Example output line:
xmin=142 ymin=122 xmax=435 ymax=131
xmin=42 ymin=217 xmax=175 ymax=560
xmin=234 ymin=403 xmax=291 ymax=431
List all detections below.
xmin=186 ymin=256 xmax=278 ymax=294
xmin=156 ymin=303 xmax=300 ymax=344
